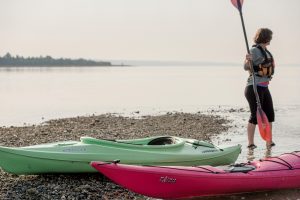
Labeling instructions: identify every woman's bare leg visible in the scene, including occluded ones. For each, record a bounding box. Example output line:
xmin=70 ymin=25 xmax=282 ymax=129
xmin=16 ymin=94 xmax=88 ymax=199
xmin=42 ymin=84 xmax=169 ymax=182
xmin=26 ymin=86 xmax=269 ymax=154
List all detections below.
xmin=266 ymin=122 xmax=274 ymax=147
xmin=247 ymin=122 xmax=256 ymax=146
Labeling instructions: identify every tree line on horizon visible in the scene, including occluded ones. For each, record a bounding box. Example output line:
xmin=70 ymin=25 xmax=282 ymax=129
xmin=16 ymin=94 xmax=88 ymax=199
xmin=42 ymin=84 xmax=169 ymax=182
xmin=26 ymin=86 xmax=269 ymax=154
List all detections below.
xmin=0 ymin=53 xmax=112 ymax=67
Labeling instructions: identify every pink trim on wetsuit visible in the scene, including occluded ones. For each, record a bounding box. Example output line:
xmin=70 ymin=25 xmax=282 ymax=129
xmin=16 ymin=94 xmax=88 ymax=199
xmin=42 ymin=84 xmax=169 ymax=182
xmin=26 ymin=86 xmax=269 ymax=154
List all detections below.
xmin=257 ymin=81 xmax=269 ymax=87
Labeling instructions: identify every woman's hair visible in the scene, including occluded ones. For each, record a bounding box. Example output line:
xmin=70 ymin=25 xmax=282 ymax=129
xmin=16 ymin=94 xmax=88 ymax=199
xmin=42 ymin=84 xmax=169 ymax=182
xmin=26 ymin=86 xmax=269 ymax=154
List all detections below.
xmin=254 ymin=28 xmax=273 ymax=44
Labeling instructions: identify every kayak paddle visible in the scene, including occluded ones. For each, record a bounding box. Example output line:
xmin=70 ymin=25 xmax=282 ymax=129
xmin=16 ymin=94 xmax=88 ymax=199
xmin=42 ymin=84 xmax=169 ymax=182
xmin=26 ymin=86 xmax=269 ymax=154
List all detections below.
xmin=231 ymin=0 xmax=271 ymax=142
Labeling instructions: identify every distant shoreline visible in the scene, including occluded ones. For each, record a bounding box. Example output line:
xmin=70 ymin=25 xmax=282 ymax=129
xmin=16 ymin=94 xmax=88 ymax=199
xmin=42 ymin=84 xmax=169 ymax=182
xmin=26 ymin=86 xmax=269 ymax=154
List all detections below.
xmin=0 ymin=53 xmax=129 ymax=67
xmin=0 ymin=65 xmax=130 ymax=67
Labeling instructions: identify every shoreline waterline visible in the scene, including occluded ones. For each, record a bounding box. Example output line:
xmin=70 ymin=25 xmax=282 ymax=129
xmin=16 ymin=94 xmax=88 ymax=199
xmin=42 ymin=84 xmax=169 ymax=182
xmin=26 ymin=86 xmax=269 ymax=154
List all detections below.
xmin=0 ymin=111 xmax=230 ymax=199
xmin=1 ymin=110 xmax=299 ymax=199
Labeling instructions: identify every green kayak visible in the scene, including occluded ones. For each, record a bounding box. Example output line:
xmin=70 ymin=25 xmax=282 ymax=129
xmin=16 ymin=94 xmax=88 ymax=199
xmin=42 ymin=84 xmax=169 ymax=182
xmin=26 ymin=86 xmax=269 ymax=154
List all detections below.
xmin=0 ymin=136 xmax=241 ymax=175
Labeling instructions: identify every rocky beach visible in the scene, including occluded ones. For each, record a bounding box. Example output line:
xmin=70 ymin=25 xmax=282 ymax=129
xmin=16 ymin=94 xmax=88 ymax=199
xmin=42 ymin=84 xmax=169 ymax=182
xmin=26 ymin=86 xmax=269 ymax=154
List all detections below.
xmin=1 ymin=112 xmax=299 ymax=200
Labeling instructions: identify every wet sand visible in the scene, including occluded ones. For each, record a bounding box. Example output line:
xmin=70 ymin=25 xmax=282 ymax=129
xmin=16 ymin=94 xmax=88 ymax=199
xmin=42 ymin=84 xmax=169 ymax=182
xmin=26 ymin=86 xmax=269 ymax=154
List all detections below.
xmin=0 ymin=112 xmax=299 ymax=199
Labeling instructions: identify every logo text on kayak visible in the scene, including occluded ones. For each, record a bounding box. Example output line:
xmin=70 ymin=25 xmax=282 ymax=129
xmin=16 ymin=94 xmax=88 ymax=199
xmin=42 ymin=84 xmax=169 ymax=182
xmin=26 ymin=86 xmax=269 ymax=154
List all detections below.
xmin=160 ymin=176 xmax=176 ymax=183
xmin=62 ymin=147 xmax=87 ymax=152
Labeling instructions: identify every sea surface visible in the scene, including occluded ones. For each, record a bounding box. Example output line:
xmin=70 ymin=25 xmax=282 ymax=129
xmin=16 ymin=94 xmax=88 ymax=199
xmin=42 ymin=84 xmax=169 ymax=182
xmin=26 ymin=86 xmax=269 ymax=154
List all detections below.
xmin=0 ymin=66 xmax=299 ymax=161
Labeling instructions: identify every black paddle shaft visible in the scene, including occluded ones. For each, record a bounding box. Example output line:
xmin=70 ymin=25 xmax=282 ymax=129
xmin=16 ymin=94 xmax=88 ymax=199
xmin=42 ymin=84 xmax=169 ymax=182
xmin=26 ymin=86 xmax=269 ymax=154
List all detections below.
xmin=237 ymin=0 xmax=262 ymax=108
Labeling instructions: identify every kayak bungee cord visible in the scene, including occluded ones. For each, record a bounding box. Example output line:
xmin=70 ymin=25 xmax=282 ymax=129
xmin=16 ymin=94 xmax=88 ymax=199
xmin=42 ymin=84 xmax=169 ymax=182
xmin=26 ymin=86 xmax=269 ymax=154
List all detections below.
xmin=257 ymin=151 xmax=300 ymax=170
xmin=94 ymin=160 xmax=121 ymax=166
xmin=260 ymin=157 xmax=294 ymax=170
xmin=139 ymin=164 xmax=224 ymax=174
xmin=282 ymin=152 xmax=300 ymax=158
xmin=193 ymin=166 xmax=220 ymax=174
xmin=185 ymin=141 xmax=224 ymax=151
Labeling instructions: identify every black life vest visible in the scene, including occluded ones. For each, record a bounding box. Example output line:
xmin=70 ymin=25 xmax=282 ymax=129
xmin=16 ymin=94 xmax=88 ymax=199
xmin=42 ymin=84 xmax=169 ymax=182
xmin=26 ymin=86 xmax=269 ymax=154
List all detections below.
xmin=252 ymin=45 xmax=275 ymax=78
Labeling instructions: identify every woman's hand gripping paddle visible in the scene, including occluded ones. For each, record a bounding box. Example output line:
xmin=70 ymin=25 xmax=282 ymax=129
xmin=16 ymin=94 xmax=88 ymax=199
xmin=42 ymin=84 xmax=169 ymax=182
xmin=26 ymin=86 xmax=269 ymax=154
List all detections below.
xmin=231 ymin=0 xmax=272 ymax=142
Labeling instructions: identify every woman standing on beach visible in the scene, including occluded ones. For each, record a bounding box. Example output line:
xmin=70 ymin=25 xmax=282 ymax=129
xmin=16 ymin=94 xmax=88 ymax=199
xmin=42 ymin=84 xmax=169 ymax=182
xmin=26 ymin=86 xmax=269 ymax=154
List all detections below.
xmin=244 ymin=28 xmax=275 ymax=149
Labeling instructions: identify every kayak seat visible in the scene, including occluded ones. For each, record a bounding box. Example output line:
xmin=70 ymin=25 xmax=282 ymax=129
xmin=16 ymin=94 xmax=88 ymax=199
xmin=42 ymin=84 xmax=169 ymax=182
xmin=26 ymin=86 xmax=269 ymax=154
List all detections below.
xmin=147 ymin=136 xmax=177 ymax=145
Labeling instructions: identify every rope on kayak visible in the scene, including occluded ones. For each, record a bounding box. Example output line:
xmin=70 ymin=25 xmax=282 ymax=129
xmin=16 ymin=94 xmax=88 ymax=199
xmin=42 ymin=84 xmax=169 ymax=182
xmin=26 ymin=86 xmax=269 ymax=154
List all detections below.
xmin=141 ymin=165 xmax=222 ymax=174
xmin=94 ymin=160 xmax=121 ymax=166
xmin=193 ymin=166 xmax=220 ymax=174
xmin=260 ymin=157 xmax=293 ymax=170
xmin=111 ymin=159 xmax=121 ymax=164
xmin=185 ymin=141 xmax=224 ymax=151
xmin=281 ymin=152 xmax=300 ymax=159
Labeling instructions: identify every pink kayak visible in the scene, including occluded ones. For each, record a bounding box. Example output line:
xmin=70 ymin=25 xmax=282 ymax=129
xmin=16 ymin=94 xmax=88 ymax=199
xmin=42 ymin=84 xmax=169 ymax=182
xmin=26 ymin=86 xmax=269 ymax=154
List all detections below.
xmin=91 ymin=151 xmax=300 ymax=199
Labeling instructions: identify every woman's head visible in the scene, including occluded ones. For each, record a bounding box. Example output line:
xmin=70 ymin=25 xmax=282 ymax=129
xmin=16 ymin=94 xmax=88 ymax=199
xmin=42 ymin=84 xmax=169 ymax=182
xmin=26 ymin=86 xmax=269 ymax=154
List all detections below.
xmin=254 ymin=28 xmax=273 ymax=45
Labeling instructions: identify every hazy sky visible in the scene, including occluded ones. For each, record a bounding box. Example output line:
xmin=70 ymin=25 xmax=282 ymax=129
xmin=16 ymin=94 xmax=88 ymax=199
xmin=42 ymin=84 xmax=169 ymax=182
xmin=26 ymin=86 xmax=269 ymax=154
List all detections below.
xmin=1 ymin=0 xmax=299 ymax=65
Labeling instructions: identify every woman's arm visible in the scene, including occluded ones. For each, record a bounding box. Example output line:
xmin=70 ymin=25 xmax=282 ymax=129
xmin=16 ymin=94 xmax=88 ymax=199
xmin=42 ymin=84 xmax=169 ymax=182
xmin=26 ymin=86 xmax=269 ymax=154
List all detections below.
xmin=243 ymin=47 xmax=265 ymax=71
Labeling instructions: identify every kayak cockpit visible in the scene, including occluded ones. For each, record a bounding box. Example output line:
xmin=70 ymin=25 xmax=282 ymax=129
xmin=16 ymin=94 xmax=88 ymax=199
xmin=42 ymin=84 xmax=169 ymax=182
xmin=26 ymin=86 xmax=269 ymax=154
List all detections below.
xmin=80 ymin=136 xmax=185 ymax=148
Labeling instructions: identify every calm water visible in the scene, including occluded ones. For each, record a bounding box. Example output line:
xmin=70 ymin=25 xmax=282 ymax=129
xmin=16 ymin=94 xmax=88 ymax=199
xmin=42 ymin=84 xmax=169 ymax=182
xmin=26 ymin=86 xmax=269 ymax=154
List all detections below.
xmin=0 ymin=66 xmax=299 ymax=161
